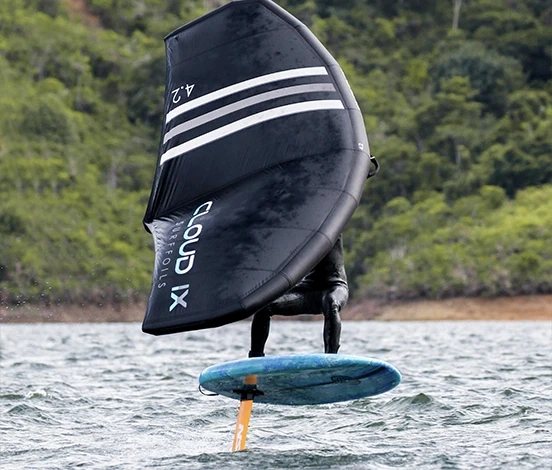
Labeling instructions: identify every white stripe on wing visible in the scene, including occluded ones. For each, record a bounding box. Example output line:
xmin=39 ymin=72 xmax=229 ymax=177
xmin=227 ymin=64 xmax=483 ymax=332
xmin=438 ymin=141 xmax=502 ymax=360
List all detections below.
xmin=160 ymin=100 xmax=344 ymax=165
xmin=165 ymin=66 xmax=329 ymax=124
xmin=162 ymin=83 xmax=336 ymax=145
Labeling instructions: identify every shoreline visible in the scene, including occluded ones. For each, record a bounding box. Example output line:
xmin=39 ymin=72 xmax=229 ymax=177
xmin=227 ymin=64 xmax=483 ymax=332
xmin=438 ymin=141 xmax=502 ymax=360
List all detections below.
xmin=1 ymin=295 xmax=551 ymax=323
xmin=342 ymin=295 xmax=552 ymax=321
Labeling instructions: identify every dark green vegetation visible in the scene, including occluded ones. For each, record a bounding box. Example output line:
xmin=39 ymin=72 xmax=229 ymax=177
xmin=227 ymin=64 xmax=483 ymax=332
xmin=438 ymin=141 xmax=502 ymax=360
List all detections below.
xmin=0 ymin=0 xmax=551 ymax=306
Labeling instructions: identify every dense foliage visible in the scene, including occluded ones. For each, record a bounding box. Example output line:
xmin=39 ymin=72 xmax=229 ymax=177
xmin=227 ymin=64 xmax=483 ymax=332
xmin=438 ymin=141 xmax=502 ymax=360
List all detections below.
xmin=0 ymin=0 xmax=551 ymax=306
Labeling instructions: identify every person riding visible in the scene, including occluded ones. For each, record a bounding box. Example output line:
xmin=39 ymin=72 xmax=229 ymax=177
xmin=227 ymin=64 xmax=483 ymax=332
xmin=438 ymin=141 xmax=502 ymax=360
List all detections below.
xmin=249 ymin=234 xmax=349 ymax=357
xmin=248 ymin=156 xmax=379 ymax=358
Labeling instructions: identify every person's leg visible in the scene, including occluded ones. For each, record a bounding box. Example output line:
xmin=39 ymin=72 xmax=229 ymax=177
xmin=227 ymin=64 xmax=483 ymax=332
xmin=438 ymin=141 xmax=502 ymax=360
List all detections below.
xmin=248 ymin=290 xmax=308 ymax=357
xmin=249 ymin=307 xmax=271 ymax=357
xmin=322 ymin=285 xmax=348 ymax=353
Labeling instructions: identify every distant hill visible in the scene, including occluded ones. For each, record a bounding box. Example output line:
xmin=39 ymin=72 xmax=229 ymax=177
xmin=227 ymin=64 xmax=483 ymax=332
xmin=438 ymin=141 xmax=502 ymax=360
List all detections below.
xmin=0 ymin=0 xmax=550 ymax=309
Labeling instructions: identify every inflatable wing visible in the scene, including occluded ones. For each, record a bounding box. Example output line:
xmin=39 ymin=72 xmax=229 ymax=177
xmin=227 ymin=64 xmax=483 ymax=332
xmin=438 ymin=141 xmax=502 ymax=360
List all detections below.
xmin=142 ymin=0 xmax=372 ymax=335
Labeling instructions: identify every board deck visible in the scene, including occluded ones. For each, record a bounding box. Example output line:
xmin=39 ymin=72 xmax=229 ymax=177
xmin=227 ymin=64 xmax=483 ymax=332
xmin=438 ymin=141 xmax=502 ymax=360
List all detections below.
xmin=199 ymin=354 xmax=401 ymax=405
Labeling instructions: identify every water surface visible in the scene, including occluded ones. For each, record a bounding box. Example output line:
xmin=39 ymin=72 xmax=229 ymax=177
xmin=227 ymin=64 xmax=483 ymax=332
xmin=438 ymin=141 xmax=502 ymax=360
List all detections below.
xmin=1 ymin=321 xmax=550 ymax=469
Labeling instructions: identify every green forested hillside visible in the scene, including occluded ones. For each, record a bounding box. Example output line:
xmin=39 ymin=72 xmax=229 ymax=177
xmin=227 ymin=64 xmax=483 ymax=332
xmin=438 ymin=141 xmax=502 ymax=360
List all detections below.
xmin=0 ymin=0 xmax=551 ymax=306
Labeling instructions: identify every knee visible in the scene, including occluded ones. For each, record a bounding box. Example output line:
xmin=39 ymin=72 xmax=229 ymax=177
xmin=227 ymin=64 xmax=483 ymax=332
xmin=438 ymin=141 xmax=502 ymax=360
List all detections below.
xmin=253 ymin=304 xmax=274 ymax=321
xmin=322 ymin=286 xmax=348 ymax=316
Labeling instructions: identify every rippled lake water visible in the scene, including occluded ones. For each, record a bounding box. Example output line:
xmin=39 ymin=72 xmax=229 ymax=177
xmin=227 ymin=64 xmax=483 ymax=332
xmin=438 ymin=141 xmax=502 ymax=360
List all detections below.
xmin=1 ymin=321 xmax=551 ymax=469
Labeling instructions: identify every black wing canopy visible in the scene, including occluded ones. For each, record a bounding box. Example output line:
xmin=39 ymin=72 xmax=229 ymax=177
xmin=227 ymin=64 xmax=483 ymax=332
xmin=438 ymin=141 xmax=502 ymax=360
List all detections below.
xmin=142 ymin=0 xmax=372 ymax=335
